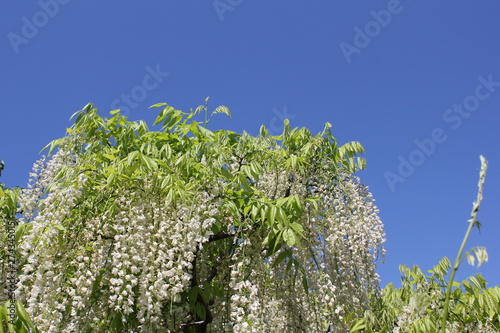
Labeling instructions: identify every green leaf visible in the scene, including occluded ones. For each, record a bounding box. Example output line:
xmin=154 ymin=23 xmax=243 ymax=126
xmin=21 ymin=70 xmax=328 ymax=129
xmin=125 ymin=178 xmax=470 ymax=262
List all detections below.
xmin=301 ymin=270 xmax=309 ymax=294
xmin=272 ymin=250 xmax=292 ymax=268
xmin=350 ymin=319 xmax=366 ymax=332
xmin=110 ymin=313 xmax=123 ymax=332
xmin=283 ymin=228 xmax=296 ymax=246
xmin=211 ymin=105 xmax=231 ymax=119
xmin=189 ymin=286 xmax=200 ymax=308
xmin=15 ymin=301 xmax=40 ymax=333
xmin=265 ymin=230 xmax=282 ymax=256
xmin=195 ymin=124 xmax=214 ymax=139
xmin=140 ymin=154 xmax=158 ymax=171
xmin=149 ymin=102 xmax=167 ymax=108
xmin=53 ymin=224 xmax=66 ymax=232
xmin=126 ymin=151 xmax=140 ymax=166
xmin=462 ymin=281 xmax=474 ymax=297
xmin=464 ymin=247 xmax=488 ymax=268
xmin=40 ymin=138 xmax=64 ymax=155
xmin=195 ymin=105 xmax=205 ymax=115
xmin=153 ymin=105 xmax=174 ymax=126
xmin=465 ymin=251 xmax=476 ymax=267
xmin=103 ymin=153 xmax=116 ymax=161
xmin=219 ymin=168 xmax=233 ymax=180
xmin=242 ymin=165 xmax=257 ymax=181
xmin=290 ymin=222 xmax=305 ymax=239
xmin=243 ymin=204 xmax=252 ymax=217
xmin=470 ymin=275 xmax=486 ymax=290
xmin=0 ymin=304 xmax=11 ymax=333
xmin=285 ymin=255 xmax=293 ymax=274
xmin=259 ymin=125 xmax=269 ymax=137
xmin=195 ymin=303 xmax=206 ymax=320
xmin=107 ymin=172 xmax=116 ymax=185
xmin=267 ymin=205 xmax=277 ymax=226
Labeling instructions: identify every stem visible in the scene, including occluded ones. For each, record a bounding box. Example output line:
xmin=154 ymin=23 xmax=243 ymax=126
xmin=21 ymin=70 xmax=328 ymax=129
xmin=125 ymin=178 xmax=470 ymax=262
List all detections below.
xmin=441 ymin=155 xmax=487 ymax=332
xmin=204 ymin=98 xmax=209 ymax=128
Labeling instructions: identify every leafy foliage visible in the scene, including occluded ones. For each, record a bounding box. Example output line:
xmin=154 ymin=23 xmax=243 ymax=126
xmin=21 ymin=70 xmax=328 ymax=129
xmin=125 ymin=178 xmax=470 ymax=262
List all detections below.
xmin=3 ymin=102 xmax=383 ymax=332
xmin=348 ymin=156 xmax=497 ymax=333
xmin=0 ymin=301 xmax=40 ymax=333
xmin=349 ymin=259 xmax=500 ymax=332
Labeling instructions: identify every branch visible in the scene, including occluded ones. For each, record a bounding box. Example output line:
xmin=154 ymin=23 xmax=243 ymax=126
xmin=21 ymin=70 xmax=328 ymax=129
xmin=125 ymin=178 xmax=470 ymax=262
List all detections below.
xmin=180 ymin=320 xmax=206 ymax=328
xmin=182 ymin=242 xmax=218 ymax=333
xmin=208 ymin=230 xmax=236 ymax=243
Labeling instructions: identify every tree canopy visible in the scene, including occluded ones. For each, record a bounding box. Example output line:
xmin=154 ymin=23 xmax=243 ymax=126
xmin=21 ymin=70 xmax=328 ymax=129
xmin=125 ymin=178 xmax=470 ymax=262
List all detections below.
xmin=2 ymin=102 xmax=386 ymax=332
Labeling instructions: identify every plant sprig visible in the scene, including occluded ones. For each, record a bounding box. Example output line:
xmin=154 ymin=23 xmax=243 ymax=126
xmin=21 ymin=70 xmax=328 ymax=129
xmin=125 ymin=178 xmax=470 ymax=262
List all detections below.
xmin=441 ymin=155 xmax=488 ymax=332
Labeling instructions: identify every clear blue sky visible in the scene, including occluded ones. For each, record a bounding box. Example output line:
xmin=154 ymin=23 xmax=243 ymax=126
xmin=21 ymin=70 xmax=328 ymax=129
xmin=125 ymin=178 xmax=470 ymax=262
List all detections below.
xmin=1 ymin=1 xmax=499 ymax=288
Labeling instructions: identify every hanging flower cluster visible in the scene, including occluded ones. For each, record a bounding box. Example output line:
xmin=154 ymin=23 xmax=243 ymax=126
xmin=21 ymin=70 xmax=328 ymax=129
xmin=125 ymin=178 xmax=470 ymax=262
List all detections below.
xmin=13 ymin=103 xmax=385 ymax=332
xmin=221 ymin=172 xmax=385 ymax=332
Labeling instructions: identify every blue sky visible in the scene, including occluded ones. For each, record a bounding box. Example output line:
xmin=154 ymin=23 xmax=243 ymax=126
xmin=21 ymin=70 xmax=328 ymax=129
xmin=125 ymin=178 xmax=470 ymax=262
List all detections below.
xmin=1 ymin=1 xmax=499 ymax=288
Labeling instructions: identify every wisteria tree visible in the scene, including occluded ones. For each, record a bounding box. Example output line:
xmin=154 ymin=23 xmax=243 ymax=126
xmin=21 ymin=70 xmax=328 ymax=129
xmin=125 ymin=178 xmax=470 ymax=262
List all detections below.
xmin=6 ymin=102 xmax=386 ymax=332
